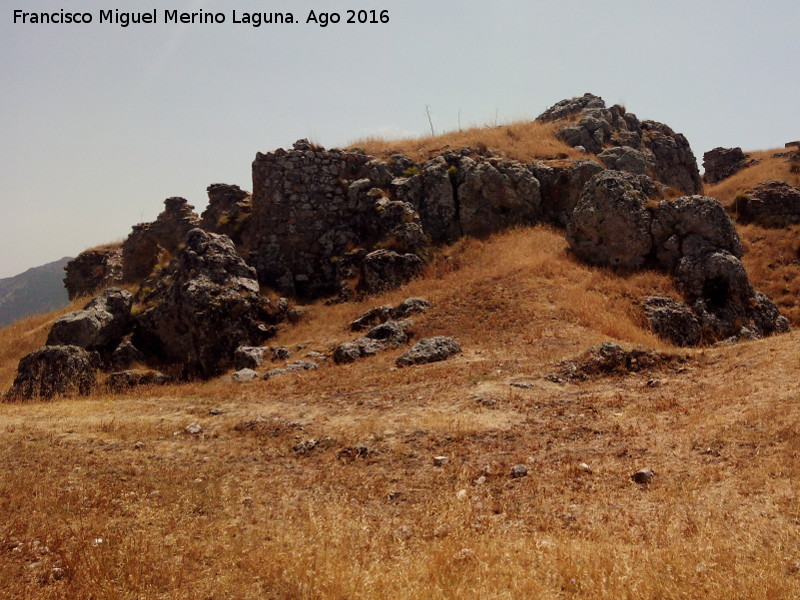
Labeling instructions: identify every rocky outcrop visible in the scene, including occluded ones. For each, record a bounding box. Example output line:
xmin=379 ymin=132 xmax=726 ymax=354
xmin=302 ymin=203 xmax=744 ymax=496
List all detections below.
xmin=703 ymin=147 xmax=752 ymax=184
xmin=735 ymin=181 xmax=800 ymax=227
xmin=46 ymin=288 xmax=133 ymax=352
xmin=454 ymin=157 xmax=541 ymax=236
xmin=122 ymin=197 xmax=201 ymax=283
xmin=200 ymin=184 xmax=252 ymax=245
xmin=536 ymin=93 xmax=703 ymax=195
xmin=6 ymin=346 xmax=97 ymax=400
xmin=568 ymin=170 xmax=787 ymax=344
xmin=134 ymin=229 xmax=281 ymax=378
xmin=64 ymin=245 xmax=123 ymax=300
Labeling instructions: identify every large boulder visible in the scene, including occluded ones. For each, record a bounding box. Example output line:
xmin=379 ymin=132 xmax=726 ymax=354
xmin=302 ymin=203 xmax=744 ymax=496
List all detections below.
xmin=675 ymin=250 xmax=789 ymax=341
xmin=529 ymin=159 xmax=604 ymax=227
xmin=566 ymin=171 xmax=660 ymax=269
xmin=46 ymin=287 xmax=133 ymax=351
xmin=6 ymin=346 xmax=96 ymax=400
xmin=134 ymin=229 xmax=280 ymax=378
xmin=396 ymin=336 xmax=461 ymax=367
xmin=536 ymin=94 xmax=702 ymax=195
xmin=735 ymin=181 xmax=800 ymax=227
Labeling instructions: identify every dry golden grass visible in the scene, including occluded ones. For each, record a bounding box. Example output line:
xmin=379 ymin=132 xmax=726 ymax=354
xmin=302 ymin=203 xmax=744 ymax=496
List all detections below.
xmin=4 ymin=225 xmax=800 ymax=598
xmin=349 ymin=120 xmax=585 ymax=163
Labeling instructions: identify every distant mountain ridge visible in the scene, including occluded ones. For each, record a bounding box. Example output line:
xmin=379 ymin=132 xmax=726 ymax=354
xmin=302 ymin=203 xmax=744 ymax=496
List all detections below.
xmin=0 ymin=257 xmax=72 ymax=328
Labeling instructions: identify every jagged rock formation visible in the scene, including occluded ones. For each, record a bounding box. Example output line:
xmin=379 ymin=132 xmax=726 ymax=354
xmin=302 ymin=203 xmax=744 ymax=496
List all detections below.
xmin=703 ymin=147 xmax=753 ymax=184
xmin=33 ymin=91 xmax=786 ymax=391
xmin=64 ymin=245 xmax=122 ymax=300
xmin=134 ymin=229 xmax=282 ymax=378
xmin=122 ymin=197 xmax=201 ymax=283
xmin=200 ymin=184 xmax=252 ymax=245
xmin=735 ymin=181 xmax=800 ymax=227
xmin=536 ymin=93 xmax=703 ymax=195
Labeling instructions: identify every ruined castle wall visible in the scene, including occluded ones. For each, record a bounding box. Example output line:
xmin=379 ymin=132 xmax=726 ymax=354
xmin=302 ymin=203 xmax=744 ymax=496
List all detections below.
xmin=247 ymin=140 xmax=373 ymax=297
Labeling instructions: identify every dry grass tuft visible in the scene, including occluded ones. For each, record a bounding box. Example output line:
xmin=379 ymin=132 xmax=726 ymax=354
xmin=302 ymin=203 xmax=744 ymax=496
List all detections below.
xmin=349 ymin=120 xmax=583 ymax=163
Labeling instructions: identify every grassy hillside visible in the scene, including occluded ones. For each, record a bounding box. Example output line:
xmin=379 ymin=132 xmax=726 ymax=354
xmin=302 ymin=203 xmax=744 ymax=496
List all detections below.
xmin=0 ymin=257 xmax=71 ymax=328
xmin=2 ymin=224 xmax=800 ymax=598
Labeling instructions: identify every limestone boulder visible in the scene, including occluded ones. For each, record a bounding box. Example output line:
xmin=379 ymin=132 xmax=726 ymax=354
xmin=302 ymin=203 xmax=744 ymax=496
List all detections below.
xmin=7 ymin=346 xmax=97 ymax=400
xmin=566 ymin=171 xmax=660 ymax=269
xmin=530 ymin=159 xmax=604 ymax=227
xmin=134 ymin=229 xmax=280 ymax=379
xmin=396 ymin=336 xmax=461 ymax=368
xmin=598 ymin=146 xmax=649 ymax=175
xmin=456 ymin=158 xmax=542 ymax=237
xmin=675 ymin=250 xmax=788 ymax=341
xmin=46 ymin=287 xmax=133 ymax=352
xmin=651 ymin=195 xmax=743 ymax=270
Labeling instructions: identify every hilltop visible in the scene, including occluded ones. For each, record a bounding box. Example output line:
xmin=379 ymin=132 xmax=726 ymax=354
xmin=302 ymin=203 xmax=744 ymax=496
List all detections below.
xmin=2 ymin=94 xmax=800 ymax=598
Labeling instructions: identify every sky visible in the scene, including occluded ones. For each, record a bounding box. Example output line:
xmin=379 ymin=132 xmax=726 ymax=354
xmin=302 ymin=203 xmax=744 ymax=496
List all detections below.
xmin=1 ymin=0 xmax=799 ymax=278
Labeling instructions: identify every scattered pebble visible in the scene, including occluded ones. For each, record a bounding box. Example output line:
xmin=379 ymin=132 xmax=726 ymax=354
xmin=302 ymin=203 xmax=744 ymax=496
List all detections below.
xmin=133 ymin=440 xmax=144 ymax=450
xmin=433 ymin=456 xmax=449 ymax=467
xmin=509 ymin=382 xmax=533 ymax=389
xmin=185 ymin=423 xmax=203 ymax=435
xmin=209 ymin=408 xmax=224 ymax=415
xmin=577 ymin=462 xmax=592 ymax=474
xmin=510 ymin=464 xmax=529 ymax=478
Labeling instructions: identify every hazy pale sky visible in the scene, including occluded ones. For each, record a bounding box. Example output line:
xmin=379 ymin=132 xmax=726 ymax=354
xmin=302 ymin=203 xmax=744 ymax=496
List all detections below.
xmin=2 ymin=0 xmax=798 ymax=278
